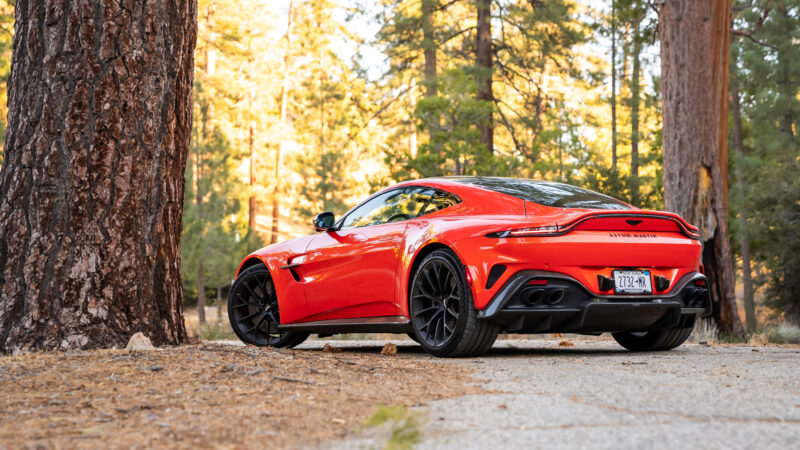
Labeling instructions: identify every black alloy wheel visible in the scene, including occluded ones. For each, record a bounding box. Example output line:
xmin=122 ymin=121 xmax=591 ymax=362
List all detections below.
xmin=409 ymin=249 xmax=498 ymax=357
xmin=228 ymin=264 xmax=309 ymax=348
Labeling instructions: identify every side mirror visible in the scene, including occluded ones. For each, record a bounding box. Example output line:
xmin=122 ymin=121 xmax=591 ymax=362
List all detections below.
xmin=313 ymin=212 xmax=336 ymax=232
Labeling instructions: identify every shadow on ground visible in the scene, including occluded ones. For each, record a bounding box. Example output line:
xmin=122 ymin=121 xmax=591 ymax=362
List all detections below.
xmin=295 ymin=341 xmax=631 ymax=358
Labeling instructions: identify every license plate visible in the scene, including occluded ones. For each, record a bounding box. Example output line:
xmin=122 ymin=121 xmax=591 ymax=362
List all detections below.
xmin=613 ymin=270 xmax=652 ymax=294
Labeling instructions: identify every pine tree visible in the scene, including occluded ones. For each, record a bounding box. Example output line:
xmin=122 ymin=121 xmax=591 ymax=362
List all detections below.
xmin=731 ymin=0 xmax=800 ymax=325
xmin=0 ymin=0 xmax=196 ymax=351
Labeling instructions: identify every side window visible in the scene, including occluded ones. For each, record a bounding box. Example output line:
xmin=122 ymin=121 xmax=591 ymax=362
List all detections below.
xmin=418 ymin=190 xmax=460 ymax=216
xmin=340 ymin=187 xmax=429 ymax=229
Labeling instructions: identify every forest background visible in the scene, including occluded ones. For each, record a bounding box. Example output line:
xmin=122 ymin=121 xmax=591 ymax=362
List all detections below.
xmin=0 ymin=0 xmax=796 ymax=334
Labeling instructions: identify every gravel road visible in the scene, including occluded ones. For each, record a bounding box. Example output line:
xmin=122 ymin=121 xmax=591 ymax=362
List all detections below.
xmin=306 ymin=338 xmax=800 ymax=449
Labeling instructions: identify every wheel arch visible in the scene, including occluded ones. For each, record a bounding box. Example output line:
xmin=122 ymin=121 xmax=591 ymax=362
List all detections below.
xmin=406 ymin=242 xmax=452 ymax=301
xmin=236 ymin=256 xmax=267 ymax=277
xmin=403 ymin=241 xmax=477 ymax=316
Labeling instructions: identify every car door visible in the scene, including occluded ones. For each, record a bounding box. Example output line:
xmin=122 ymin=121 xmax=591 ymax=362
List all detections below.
xmin=297 ymin=187 xmax=430 ymax=322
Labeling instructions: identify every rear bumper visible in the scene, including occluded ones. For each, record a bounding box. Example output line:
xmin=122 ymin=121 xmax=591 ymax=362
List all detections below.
xmin=477 ymin=270 xmax=711 ymax=333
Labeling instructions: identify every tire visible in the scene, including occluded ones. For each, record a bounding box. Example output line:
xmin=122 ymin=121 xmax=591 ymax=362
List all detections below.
xmin=228 ymin=264 xmax=309 ymax=348
xmin=612 ymin=325 xmax=694 ymax=351
xmin=409 ymin=249 xmax=499 ymax=357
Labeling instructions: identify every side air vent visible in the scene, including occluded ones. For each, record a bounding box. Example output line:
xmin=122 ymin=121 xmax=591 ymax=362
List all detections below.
xmin=485 ymin=265 xmax=507 ymax=289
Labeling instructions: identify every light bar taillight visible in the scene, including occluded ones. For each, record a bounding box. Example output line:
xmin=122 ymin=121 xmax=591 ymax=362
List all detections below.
xmin=486 ymin=225 xmax=560 ymax=238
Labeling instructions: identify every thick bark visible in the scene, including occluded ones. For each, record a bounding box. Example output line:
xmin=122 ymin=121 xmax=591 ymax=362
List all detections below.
xmin=659 ymin=0 xmax=744 ymax=336
xmin=0 ymin=0 xmax=196 ymax=352
xmin=611 ymin=1 xmax=618 ymax=170
xmin=730 ymin=68 xmax=755 ymax=332
xmin=271 ymin=0 xmax=294 ymax=245
xmin=476 ymin=0 xmax=493 ymax=153
xmin=630 ymin=15 xmax=641 ymax=206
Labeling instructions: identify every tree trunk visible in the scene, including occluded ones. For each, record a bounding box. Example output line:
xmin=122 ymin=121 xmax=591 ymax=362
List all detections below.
xmin=0 ymin=0 xmax=196 ymax=352
xmin=248 ymin=120 xmax=256 ymax=231
xmin=730 ymin=65 xmax=755 ymax=333
xmin=421 ymin=0 xmax=438 ymax=98
xmin=659 ymin=0 xmax=744 ymax=336
xmin=197 ymin=261 xmax=206 ymax=325
xmin=272 ymin=0 xmax=294 ymax=245
xmin=630 ymin=14 xmax=641 ymax=206
xmin=216 ymin=285 xmax=223 ymax=323
xmin=611 ymin=1 xmax=618 ymax=170
xmin=476 ymin=0 xmax=493 ymax=153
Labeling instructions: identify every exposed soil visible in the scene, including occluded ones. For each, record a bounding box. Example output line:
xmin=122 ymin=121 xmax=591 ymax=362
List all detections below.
xmin=0 ymin=343 xmax=480 ymax=449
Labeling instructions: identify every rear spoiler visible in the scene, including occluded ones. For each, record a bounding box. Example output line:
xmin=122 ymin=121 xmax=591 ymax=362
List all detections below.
xmin=558 ymin=212 xmax=700 ymax=240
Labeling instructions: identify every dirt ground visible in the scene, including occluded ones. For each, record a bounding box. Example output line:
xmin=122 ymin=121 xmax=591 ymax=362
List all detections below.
xmin=0 ymin=342 xmax=481 ymax=449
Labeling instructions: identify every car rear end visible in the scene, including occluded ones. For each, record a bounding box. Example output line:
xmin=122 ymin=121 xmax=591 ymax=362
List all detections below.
xmin=437 ymin=177 xmax=711 ymax=335
xmin=475 ymin=210 xmax=710 ymax=334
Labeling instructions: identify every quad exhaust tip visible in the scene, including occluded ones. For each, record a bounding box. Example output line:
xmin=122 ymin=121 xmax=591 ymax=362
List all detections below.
xmin=521 ymin=287 xmax=566 ymax=306
xmin=523 ymin=289 xmax=546 ymax=306
xmin=547 ymin=289 xmax=566 ymax=305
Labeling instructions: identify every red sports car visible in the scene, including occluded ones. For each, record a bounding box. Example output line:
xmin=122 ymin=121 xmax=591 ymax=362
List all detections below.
xmin=228 ymin=177 xmax=710 ymax=357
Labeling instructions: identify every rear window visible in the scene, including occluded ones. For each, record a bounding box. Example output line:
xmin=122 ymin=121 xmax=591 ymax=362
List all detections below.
xmin=450 ymin=177 xmax=630 ymax=210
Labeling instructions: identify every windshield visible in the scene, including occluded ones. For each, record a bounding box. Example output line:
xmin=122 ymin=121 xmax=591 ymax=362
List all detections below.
xmin=449 ymin=177 xmax=631 ymax=210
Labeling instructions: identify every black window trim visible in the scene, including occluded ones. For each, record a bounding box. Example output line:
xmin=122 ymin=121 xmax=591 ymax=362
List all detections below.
xmin=448 ymin=176 xmax=630 ymax=210
xmin=334 ymin=185 xmax=461 ymax=231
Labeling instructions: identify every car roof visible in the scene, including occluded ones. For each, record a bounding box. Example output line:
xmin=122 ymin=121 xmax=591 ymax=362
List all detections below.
xmin=391 ymin=176 xmax=632 ymax=211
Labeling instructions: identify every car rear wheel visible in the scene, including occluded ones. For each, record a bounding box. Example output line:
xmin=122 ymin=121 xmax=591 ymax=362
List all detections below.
xmin=409 ymin=249 xmax=499 ymax=357
xmin=612 ymin=324 xmax=694 ymax=351
xmin=228 ymin=264 xmax=309 ymax=348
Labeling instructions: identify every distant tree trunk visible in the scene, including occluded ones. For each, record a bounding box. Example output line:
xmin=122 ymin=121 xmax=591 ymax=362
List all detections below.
xmin=197 ymin=262 xmax=206 ymax=324
xmin=630 ymin=15 xmax=641 ymax=206
xmin=0 ymin=0 xmax=196 ymax=352
xmin=730 ymin=67 xmax=755 ymax=333
xmin=216 ymin=286 xmax=223 ymax=323
xmin=271 ymin=0 xmax=294 ymax=245
xmin=611 ymin=1 xmax=618 ymax=170
xmin=248 ymin=121 xmax=256 ymax=231
xmin=421 ymin=0 xmax=438 ymax=98
xmin=659 ymin=0 xmax=744 ymax=336
xmin=476 ymin=0 xmax=493 ymax=153
xmin=197 ymin=8 xmax=214 ymax=325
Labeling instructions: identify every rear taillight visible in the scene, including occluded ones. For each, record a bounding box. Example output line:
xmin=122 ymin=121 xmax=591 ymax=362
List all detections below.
xmin=486 ymin=225 xmax=560 ymax=238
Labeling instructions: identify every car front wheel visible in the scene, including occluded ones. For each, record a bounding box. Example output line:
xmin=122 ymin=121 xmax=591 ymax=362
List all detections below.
xmin=409 ymin=249 xmax=499 ymax=357
xmin=228 ymin=264 xmax=309 ymax=348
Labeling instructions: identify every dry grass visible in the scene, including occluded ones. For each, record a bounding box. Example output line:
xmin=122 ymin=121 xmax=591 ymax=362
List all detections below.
xmin=749 ymin=324 xmax=800 ymax=345
xmin=0 ymin=343 xmax=481 ymax=448
xmin=690 ymin=319 xmax=719 ymax=344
